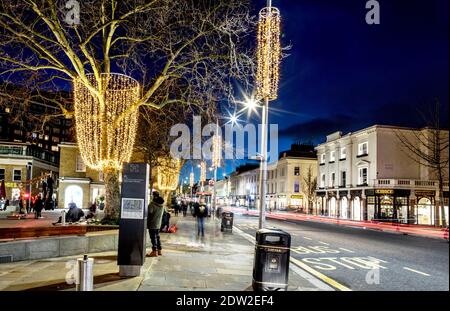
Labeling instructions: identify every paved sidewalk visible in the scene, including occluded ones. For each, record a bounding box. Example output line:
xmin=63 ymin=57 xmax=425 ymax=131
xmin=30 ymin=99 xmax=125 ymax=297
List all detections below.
xmin=0 ymin=215 xmax=327 ymax=291
xmin=225 ymin=207 xmax=449 ymax=240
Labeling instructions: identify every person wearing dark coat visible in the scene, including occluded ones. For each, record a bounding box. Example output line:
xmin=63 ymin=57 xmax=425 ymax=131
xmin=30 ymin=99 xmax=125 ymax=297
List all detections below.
xmin=147 ymin=192 xmax=166 ymax=257
xmin=33 ymin=195 xmax=44 ymax=219
xmin=66 ymin=203 xmax=85 ymax=222
xmin=193 ymin=202 xmax=208 ymax=237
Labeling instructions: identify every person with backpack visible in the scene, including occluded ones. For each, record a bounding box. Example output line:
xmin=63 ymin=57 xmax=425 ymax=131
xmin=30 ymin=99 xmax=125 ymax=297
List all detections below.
xmin=147 ymin=192 xmax=165 ymax=257
xmin=193 ymin=202 xmax=208 ymax=237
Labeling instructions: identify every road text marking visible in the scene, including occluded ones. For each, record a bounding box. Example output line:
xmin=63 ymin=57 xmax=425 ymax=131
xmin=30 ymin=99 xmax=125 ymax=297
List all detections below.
xmin=403 ymin=267 xmax=430 ymax=276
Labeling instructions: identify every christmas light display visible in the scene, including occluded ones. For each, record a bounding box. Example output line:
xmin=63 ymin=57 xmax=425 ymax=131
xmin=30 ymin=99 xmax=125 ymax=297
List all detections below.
xmin=73 ymin=73 xmax=141 ymax=171
xmin=256 ymin=6 xmax=281 ymax=101
xmin=200 ymin=161 xmax=206 ymax=182
xmin=212 ymin=133 xmax=222 ymax=168
xmin=157 ymin=157 xmax=182 ymax=191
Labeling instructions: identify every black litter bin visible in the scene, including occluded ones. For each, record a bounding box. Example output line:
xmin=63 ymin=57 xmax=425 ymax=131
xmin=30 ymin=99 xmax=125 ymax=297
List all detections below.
xmin=252 ymin=228 xmax=291 ymax=291
xmin=221 ymin=212 xmax=234 ymax=232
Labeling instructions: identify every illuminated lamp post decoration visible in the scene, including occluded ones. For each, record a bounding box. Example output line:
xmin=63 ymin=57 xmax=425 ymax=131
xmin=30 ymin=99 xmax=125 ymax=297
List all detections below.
xmin=156 ymin=156 xmax=182 ymax=205
xmin=73 ymin=73 xmax=140 ymax=219
xmin=256 ymin=0 xmax=281 ymax=229
xmin=200 ymin=161 xmax=207 ymax=192
xmin=211 ymin=121 xmax=222 ymax=213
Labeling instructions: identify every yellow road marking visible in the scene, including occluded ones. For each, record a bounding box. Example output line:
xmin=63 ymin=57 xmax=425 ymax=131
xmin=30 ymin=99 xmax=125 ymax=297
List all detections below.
xmin=290 ymin=257 xmax=352 ymax=291
xmin=403 ymin=267 xmax=430 ymax=276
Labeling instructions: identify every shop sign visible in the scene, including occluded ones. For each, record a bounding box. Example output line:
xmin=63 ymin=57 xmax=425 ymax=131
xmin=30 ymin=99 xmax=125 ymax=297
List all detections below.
xmin=291 ymin=195 xmax=303 ymax=199
xmin=375 ymin=189 xmax=394 ymax=195
xmin=5 ymin=182 xmax=20 ymax=188
xmin=278 ymin=195 xmax=286 ymax=198
xmin=415 ymin=190 xmax=435 ymax=198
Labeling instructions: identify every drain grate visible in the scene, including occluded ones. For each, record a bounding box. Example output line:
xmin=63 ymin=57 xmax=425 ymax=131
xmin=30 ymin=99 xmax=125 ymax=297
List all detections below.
xmin=0 ymin=255 xmax=13 ymax=264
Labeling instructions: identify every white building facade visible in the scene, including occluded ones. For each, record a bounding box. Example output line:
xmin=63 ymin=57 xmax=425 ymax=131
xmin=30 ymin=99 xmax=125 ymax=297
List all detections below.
xmin=315 ymin=125 xmax=449 ymax=226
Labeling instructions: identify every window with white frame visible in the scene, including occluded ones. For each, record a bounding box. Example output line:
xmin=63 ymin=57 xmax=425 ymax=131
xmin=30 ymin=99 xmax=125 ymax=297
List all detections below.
xmin=320 ymin=153 xmax=326 ymax=164
xmin=320 ymin=174 xmax=326 ymax=188
xmin=358 ymin=142 xmax=368 ymax=156
xmin=340 ymin=147 xmax=346 ymax=159
xmin=13 ymin=169 xmax=22 ymax=182
xmin=330 ymin=151 xmax=336 ymax=162
xmin=341 ymin=171 xmax=346 ymax=187
xmin=358 ymin=167 xmax=368 ymax=185
xmin=330 ymin=172 xmax=335 ymax=187
xmin=76 ymin=154 xmax=86 ymax=172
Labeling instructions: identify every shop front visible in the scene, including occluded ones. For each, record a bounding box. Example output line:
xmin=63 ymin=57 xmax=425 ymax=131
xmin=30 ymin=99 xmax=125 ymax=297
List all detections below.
xmin=277 ymin=195 xmax=287 ymax=210
xmin=414 ymin=190 xmax=435 ymax=225
xmin=290 ymin=194 xmax=304 ymax=211
xmin=365 ymin=189 xmax=411 ymax=223
xmin=350 ymin=190 xmax=363 ymax=221
xmin=339 ymin=190 xmax=349 ymax=219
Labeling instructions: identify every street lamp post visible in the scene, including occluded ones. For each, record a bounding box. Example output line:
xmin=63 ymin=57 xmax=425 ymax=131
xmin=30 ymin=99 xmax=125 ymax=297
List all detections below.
xmin=256 ymin=0 xmax=281 ymax=229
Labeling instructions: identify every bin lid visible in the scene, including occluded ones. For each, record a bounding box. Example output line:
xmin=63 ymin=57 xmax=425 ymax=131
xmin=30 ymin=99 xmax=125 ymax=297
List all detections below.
xmin=256 ymin=228 xmax=290 ymax=238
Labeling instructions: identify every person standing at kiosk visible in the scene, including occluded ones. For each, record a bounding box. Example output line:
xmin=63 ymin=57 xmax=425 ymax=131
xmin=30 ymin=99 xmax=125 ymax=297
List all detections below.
xmin=147 ymin=192 xmax=165 ymax=257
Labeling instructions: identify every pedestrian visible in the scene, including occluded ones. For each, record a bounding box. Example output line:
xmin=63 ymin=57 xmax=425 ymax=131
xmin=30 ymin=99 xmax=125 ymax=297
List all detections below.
xmin=182 ymin=201 xmax=188 ymax=217
xmin=173 ymin=202 xmax=179 ymax=216
xmin=85 ymin=202 xmax=97 ymax=220
xmin=33 ymin=195 xmax=43 ymax=219
xmin=147 ymin=192 xmax=165 ymax=257
xmin=193 ymin=202 xmax=208 ymax=237
xmin=3 ymin=199 xmax=9 ymax=211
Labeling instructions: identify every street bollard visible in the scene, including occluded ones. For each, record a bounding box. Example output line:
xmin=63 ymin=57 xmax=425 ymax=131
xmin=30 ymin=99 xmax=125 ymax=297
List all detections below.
xmin=76 ymin=255 xmax=94 ymax=291
xmin=61 ymin=210 xmax=66 ymax=226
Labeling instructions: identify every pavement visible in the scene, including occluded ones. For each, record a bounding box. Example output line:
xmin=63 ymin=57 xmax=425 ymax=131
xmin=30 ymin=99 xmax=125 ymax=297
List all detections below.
xmin=231 ymin=211 xmax=449 ymax=291
xmin=226 ymin=207 xmax=449 ymax=240
xmin=0 ymin=214 xmax=330 ymax=291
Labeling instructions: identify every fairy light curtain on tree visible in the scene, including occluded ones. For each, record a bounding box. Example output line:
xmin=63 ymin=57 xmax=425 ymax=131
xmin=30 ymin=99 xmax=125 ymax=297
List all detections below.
xmin=157 ymin=157 xmax=182 ymax=191
xmin=74 ymin=73 xmax=141 ymax=171
xmin=256 ymin=6 xmax=281 ymax=101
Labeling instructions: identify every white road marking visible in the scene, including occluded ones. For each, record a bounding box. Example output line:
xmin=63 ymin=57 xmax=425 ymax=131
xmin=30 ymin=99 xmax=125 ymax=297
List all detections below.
xmin=339 ymin=247 xmax=355 ymax=253
xmin=318 ymin=241 xmax=330 ymax=245
xmin=403 ymin=267 xmax=430 ymax=276
xmin=304 ymin=237 xmax=313 ymax=240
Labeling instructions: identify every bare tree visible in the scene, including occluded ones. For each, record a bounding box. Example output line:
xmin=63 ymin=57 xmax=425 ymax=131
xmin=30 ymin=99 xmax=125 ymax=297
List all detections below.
xmin=302 ymin=165 xmax=317 ymax=214
xmin=0 ymin=0 xmax=255 ymax=218
xmin=395 ymin=101 xmax=449 ymax=227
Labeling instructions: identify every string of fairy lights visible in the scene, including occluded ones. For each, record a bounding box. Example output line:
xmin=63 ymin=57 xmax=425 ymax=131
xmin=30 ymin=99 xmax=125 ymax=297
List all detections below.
xmin=256 ymin=6 xmax=281 ymax=101
xmin=73 ymin=73 xmax=140 ymax=171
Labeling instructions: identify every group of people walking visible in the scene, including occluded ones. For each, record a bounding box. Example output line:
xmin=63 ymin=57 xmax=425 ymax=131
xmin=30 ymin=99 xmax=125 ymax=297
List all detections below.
xmin=146 ymin=193 xmax=214 ymax=258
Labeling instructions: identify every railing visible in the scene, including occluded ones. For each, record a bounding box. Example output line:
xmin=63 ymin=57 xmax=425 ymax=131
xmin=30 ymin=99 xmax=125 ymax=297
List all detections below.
xmin=374 ymin=179 xmax=448 ymax=189
xmin=0 ymin=144 xmax=59 ymax=165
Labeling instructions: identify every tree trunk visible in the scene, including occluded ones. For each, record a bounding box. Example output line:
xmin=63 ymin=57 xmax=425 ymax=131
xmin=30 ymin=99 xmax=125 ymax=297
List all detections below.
xmin=438 ymin=172 xmax=447 ymax=227
xmin=104 ymin=167 xmax=121 ymax=220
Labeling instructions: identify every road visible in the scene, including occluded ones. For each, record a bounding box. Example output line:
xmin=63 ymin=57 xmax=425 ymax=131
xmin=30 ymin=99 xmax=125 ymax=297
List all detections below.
xmin=231 ymin=212 xmax=449 ymax=291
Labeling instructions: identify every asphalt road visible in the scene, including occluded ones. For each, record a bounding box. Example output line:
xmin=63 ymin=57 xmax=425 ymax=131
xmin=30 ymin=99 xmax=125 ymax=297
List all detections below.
xmin=232 ymin=213 xmax=449 ymax=291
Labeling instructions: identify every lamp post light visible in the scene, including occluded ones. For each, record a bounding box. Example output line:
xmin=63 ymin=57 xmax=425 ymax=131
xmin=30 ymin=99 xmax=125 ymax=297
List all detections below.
xmin=255 ymin=0 xmax=281 ymax=229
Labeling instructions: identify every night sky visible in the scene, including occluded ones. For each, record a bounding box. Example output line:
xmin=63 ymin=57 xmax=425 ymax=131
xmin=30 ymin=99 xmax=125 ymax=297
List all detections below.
xmin=252 ymin=0 xmax=449 ymax=151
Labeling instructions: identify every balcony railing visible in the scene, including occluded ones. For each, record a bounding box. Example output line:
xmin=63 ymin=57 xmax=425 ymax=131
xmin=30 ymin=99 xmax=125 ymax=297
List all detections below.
xmin=0 ymin=143 xmax=59 ymax=166
xmin=375 ymin=179 xmax=448 ymax=189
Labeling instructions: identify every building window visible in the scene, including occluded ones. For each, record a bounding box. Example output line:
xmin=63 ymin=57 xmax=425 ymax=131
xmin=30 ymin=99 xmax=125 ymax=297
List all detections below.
xmin=0 ymin=168 xmax=5 ymax=181
xmin=340 ymin=147 xmax=346 ymax=160
xmin=358 ymin=142 xmax=368 ymax=156
xmin=294 ymin=180 xmax=300 ymax=193
xmin=13 ymin=169 xmax=22 ymax=182
xmin=52 ymin=136 xmax=60 ymax=143
xmin=76 ymin=154 xmax=86 ymax=172
xmin=341 ymin=171 xmax=346 ymax=187
xmin=330 ymin=172 xmax=335 ymax=188
xmin=358 ymin=167 xmax=368 ymax=185
xmin=320 ymin=153 xmax=326 ymax=164
xmin=51 ymin=146 xmax=59 ymax=152
xmin=330 ymin=151 xmax=335 ymax=162
xmin=294 ymin=167 xmax=300 ymax=176
xmin=320 ymin=174 xmax=326 ymax=188
xmin=44 ymin=135 xmax=49 ymax=141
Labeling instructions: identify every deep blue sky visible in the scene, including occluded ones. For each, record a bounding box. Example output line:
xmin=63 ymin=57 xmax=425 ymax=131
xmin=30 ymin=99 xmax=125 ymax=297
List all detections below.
xmin=182 ymin=0 xmax=449 ymax=181
xmin=254 ymin=0 xmax=449 ymax=150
